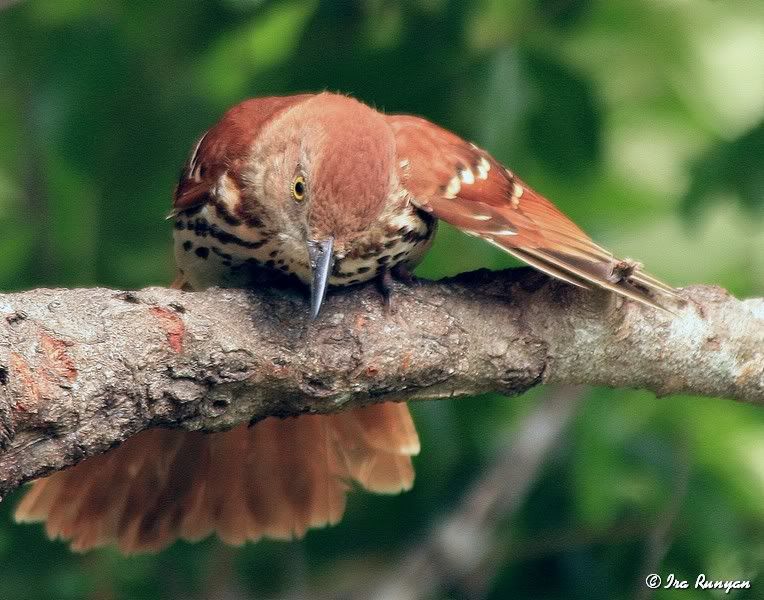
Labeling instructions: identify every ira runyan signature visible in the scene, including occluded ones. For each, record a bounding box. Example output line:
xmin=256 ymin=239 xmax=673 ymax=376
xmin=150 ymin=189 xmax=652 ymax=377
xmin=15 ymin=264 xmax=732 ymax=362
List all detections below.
xmin=662 ymin=573 xmax=751 ymax=593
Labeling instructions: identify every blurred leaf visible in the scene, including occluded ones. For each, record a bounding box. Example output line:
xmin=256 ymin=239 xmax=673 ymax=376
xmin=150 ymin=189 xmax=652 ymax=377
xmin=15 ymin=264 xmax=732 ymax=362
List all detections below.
xmin=532 ymin=0 xmax=591 ymax=31
xmin=522 ymin=52 xmax=603 ymax=176
xmin=681 ymin=120 xmax=764 ymax=217
xmin=195 ymin=0 xmax=318 ymax=103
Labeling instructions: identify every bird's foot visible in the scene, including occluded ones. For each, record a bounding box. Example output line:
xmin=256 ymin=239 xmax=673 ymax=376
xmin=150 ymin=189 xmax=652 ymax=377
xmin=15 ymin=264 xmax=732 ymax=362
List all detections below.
xmin=391 ymin=262 xmax=418 ymax=286
xmin=377 ymin=268 xmax=396 ymax=314
xmin=377 ymin=264 xmax=419 ymax=315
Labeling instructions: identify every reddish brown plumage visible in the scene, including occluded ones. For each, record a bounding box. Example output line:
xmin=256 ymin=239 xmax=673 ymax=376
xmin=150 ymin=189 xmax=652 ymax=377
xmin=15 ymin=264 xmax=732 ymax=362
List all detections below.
xmin=173 ymin=95 xmax=312 ymax=214
xmin=17 ymin=92 xmax=675 ymax=553
xmin=16 ymin=406 xmax=418 ymax=553
xmin=302 ymin=96 xmax=396 ymax=239
xmin=388 ymin=114 xmax=676 ymax=305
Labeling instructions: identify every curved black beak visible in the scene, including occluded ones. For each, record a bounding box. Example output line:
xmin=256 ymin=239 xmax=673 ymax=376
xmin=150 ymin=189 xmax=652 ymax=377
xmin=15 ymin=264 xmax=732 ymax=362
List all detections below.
xmin=307 ymin=237 xmax=335 ymax=319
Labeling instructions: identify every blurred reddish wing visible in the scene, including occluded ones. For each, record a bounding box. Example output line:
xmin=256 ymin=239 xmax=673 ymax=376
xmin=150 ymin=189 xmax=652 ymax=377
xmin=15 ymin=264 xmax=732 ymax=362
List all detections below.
xmin=172 ymin=94 xmax=313 ymax=214
xmin=387 ymin=114 xmax=676 ymax=308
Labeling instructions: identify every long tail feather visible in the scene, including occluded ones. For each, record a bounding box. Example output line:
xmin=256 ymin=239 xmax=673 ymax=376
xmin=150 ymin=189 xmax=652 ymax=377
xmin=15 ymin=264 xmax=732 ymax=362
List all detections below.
xmin=508 ymin=245 xmax=673 ymax=311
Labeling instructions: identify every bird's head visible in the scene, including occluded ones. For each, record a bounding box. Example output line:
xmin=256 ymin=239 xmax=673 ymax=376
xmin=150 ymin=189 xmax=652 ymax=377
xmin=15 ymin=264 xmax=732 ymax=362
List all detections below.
xmin=243 ymin=93 xmax=396 ymax=317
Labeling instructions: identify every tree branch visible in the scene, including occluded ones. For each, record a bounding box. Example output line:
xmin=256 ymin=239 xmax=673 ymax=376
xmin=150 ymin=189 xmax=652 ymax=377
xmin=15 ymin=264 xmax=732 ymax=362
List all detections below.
xmin=0 ymin=269 xmax=761 ymax=498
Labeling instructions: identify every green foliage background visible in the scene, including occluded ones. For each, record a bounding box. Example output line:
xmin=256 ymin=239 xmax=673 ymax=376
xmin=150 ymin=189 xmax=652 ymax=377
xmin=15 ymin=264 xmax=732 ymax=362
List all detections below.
xmin=1 ymin=1 xmax=762 ymax=598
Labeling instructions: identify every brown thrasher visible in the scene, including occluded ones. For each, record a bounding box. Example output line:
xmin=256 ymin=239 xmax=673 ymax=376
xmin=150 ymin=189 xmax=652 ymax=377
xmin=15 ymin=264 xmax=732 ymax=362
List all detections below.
xmin=15 ymin=92 xmax=675 ymax=553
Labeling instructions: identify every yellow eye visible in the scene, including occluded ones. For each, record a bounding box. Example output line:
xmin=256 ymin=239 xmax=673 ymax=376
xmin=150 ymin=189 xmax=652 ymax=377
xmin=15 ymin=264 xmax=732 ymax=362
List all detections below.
xmin=291 ymin=175 xmax=306 ymax=202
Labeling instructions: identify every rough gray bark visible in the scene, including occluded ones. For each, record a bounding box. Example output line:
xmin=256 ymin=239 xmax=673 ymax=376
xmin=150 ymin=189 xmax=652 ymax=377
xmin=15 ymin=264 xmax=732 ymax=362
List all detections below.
xmin=0 ymin=268 xmax=761 ymax=499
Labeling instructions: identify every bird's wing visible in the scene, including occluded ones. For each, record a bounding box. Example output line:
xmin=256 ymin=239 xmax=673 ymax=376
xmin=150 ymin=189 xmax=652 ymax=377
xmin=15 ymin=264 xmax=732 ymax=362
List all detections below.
xmin=387 ymin=114 xmax=677 ymax=310
xmin=171 ymin=95 xmax=313 ymax=215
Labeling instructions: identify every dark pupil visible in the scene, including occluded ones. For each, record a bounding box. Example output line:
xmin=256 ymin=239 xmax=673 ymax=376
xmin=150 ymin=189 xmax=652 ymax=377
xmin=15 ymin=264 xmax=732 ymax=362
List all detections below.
xmin=295 ymin=180 xmax=305 ymax=196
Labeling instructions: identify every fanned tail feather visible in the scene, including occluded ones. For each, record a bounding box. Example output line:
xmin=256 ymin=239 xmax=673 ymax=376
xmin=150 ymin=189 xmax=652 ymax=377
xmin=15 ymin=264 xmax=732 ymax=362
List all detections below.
xmin=15 ymin=404 xmax=419 ymax=553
